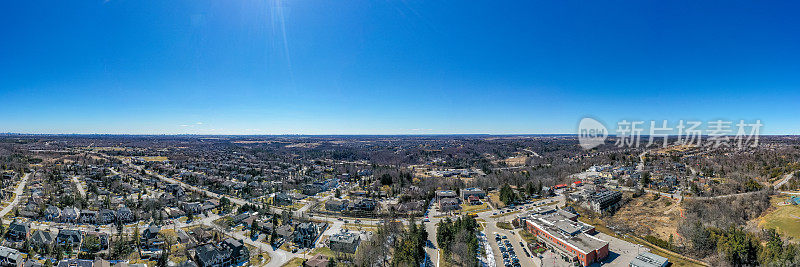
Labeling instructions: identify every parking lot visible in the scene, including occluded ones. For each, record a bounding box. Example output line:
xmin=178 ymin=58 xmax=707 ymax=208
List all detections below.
xmin=486 ymin=223 xmax=540 ymax=267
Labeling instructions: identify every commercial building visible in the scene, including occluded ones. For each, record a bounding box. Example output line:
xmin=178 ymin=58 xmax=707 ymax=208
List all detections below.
xmin=629 ymin=252 xmax=669 ymax=267
xmin=438 ymin=197 xmax=460 ymax=212
xmin=524 ymin=210 xmax=609 ymax=266
xmin=435 ymin=190 xmax=457 ymax=201
xmin=460 ymin=188 xmax=486 ymax=200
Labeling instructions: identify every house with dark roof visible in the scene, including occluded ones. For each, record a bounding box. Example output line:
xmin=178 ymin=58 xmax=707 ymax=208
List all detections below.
xmin=23 ymin=259 xmax=43 ymax=267
xmin=273 ymin=193 xmax=292 ymax=206
xmin=79 ymin=210 xmax=97 ymax=224
xmin=141 ymin=225 xmax=163 ymax=250
xmin=45 ymin=206 xmax=61 ymax=221
xmin=329 ymin=230 xmax=360 ymax=254
xmin=325 ymin=199 xmax=348 ymax=212
xmin=221 ymin=238 xmax=249 ymax=265
xmin=294 ymin=222 xmax=322 ymax=248
xmin=61 ymin=207 xmax=79 ymax=223
xmin=6 ymin=222 xmax=30 ymax=242
xmin=30 ymin=230 xmax=57 ymax=249
xmin=194 ymin=243 xmax=231 ymax=267
xmin=56 ymin=259 xmax=93 ymax=267
xmin=182 ymin=202 xmax=202 ymax=214
xmin=98 ymin=209 xmax=116 ymax=225
xmin=275 ymin=225 xmax=293 ymax=240
xmin=56 ymin=230 xmax=83 ymax=248
xmin=116 ymin=206 xmax=134 ymax=223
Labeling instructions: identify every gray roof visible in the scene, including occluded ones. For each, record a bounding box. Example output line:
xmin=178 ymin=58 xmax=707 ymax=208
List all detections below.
xmin=630 ymin=252 xmax=669 ymax=267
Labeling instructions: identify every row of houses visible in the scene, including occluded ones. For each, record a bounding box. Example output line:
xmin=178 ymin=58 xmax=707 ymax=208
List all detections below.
xmin=5 ymin=222 xmax=107 ymax=251
xmin=41 ymin=205 xmax=135 ymax=225
xmin=324 ymin=198 xmax=377 ymax=212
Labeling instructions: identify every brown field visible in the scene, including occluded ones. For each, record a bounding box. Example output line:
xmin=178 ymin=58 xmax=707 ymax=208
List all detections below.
xmin=504 ymin=155 xmax=528 ymax=166
xmin=606 ymin=193 xmax=682 ymax=241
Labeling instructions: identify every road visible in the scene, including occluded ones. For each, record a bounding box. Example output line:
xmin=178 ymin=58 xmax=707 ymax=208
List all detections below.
xmin=71 ymin=175 xmax=87 ymax=197
xmin=423 ymin=202 xmax=440 ymax=267
xmin=774 ymin=170 xmax=798 ymax=190
xmin=0 ymin=172 xmax=30 ymax=218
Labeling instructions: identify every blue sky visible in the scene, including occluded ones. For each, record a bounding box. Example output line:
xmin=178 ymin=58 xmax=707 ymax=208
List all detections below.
xmin=1 ymin=0 xmax=799 ymax=134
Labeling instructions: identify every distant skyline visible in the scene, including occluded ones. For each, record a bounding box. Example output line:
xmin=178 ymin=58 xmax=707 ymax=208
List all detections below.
xmin=2 ymin=1 xmax=800 ymax=135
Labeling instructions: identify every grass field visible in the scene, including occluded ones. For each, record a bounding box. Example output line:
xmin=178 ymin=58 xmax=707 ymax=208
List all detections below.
xmin=460 ymin=203 xmax=489 ymax=213
xmin=139 ymin=156 xmax=168 ymax=162
xmin=496 ymin=222 xmax=513 ymax=230
xmin=759 ymin=195 xmax=800 ymax=240
xmin=488 ymin=192 xmax=505 ymax=208
xmin=248 ymin=244 xmax=272 ymax=266
xmin=579 ymin=215 xmax=706 ymax=267
xmin=519 ymin=230 xmax=537 ymax=244
xmin=280 ymin=257 xmax=306 ymax=267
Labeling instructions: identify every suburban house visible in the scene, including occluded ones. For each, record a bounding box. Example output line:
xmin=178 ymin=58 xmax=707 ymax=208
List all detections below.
xmin=30 ymin=230 xmax=57 ymax=249
xmin=61 ymin=207 xmax=79 ymax=223
xmin=273 ymin=193 xmax=292 ymax=206
xmin=98 ymin=209 xmax=116 ymax=225
xmin=194 ymin=239 xmax=249 ymax=267
xmin=305 ymin=254 xmax=329 ymax=267
xmin=294 ymin=222 xmax=320 ymax=248
xmin=79 ymin=210 xmax=97 ymax=224
xmin=221 ymin=238 xmax=249 ymax=265
xmin=116 ymin=206 xmax=134 ymax=223
xmin=56 ymin=230 xmax=83 ymax=248
xmin=325 ymin=199 xmax=348 ymax=212
xmin=0 ymin=246 xmax=23 ymax=267
xmin=45 ymin=206 xmax=61 ymax=221
xmin=6 ymin=222 xmax=30 ymax=242
xmin=141 ymin=226 xmax=164 ymax=250
xmin=328 ymin=230 xmax=360 ymax=254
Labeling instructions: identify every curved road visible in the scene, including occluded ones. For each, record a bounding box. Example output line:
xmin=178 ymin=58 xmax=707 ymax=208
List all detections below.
xmin=0 ymin=172 xmax=30 ymax=218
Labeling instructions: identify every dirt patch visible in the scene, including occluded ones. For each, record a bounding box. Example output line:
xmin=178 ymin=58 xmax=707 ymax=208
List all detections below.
xmin=606 ymin=194 xmax=682 ymax=240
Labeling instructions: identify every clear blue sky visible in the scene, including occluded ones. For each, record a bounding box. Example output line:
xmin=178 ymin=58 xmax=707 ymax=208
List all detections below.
xmin=1 ymin=0 xmax=799 ymax=134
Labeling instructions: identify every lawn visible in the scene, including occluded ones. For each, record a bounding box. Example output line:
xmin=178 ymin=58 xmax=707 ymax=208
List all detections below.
xmin=460 ymin=203 xmax=490 ymax=213
xmin=760 ymin=196 xmax=800 ymax=240
xmin=488 ymin=192 xmax=505 ymax=208
xmin=496 ymin=222 xmax=513 ymax=230
xmin=248 ymin=244 xmax=272 ymax=266
xmin=579 ymin=215 xmax=707 ymax=267
xmin=309 ymin=247 xmax=351 ymax=258
xmin=280 ymin=257 xmax=306 ymax=267
xmin=490 ymin=209 xmax=522 ymax=218
xmin=140 ymin=156 xmax=169 ymax=162
xmin=519 ymin=230 xmax=537 ymax=244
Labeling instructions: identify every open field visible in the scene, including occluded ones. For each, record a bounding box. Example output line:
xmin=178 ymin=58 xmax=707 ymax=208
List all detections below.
xmin=460 ymin=203 xmax=489 ymax=213
xmin=605 ymin=193 xmax=680 ymax=240
xmin=280 ymin=257 xmax=305 ymax=267
xmin=139 ymin=156 xmax=169 ymax=162
xmin=580 ymin=215 xmax=707 ymax=267
xmin=758 ymin=194 xmax=800 ymax=240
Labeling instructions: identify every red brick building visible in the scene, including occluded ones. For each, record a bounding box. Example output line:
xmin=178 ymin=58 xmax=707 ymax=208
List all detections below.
xmin=524 ymin=211 xmax=609 ymax=266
